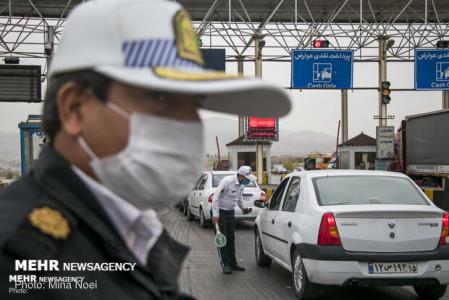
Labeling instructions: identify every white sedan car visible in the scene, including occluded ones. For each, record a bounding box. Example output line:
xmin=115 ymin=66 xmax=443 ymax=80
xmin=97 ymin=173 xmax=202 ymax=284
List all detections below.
xmin=254 ymin=170 xmax=449 ymax=300
xmin=185 ymin=170 xmax=266 ymax=227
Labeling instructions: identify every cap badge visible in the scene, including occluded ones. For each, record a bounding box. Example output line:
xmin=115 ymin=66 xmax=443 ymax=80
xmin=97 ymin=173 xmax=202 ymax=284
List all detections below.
xmin=174 ymin=10 xmax=204 ymax=66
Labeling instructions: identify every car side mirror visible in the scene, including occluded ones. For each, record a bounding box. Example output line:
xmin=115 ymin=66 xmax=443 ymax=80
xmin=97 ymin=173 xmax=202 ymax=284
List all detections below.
xmin=254 ymin=199 xmax=265 ymax=208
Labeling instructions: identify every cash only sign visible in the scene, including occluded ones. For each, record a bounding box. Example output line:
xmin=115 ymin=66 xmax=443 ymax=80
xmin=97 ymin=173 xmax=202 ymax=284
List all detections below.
xmin=291 ymin=49 xmax=354 ymax=89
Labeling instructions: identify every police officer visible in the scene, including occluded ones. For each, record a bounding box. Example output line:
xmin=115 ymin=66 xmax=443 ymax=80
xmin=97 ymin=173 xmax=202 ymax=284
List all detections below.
xmin=211 ymin=166 xmax=257 ymax=274
xmin=0 ymin=0 xmax=290 ymax=299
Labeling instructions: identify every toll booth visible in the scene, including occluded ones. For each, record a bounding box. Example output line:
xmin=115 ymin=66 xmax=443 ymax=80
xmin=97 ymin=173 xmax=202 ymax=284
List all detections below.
xmin=338 ymin=132 xmax=376 ymax=170
xmin=226 ymin=136 xmax=272 ymax=184
xmin=18 ymin=115 xmax=45 ymax=175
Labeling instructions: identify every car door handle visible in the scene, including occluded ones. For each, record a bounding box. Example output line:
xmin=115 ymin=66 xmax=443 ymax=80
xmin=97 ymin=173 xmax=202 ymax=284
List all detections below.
xmin=271 ymin=219 xmax=275 ymax=224
xmin=287 ymin=221 xmax=292 ymax=228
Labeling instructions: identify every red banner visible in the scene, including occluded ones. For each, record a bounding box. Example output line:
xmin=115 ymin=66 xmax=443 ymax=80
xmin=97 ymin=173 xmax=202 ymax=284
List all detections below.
xmin=248 ymin=117 xmax=276 ymax=129
xmin=245 ymin=117 xmax=278 ymax=142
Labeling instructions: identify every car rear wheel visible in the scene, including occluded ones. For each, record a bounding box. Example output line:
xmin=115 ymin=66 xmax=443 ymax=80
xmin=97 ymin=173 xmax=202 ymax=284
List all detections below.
xmin=186 ymin=203 xmax=194 ymax=221
xmin=292 ymin=250 xmax=318 ymax=299
xmin=199 ymin=208 xmax=210 ymax=228
xmin=255 ymin=231 xmax=271 ymax=267
xmin=414 ymin=285 xmax=447 ymax=299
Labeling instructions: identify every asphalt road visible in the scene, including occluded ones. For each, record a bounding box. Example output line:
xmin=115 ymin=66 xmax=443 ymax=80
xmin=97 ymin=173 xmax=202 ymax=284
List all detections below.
xmin=159 ymin=208 xmax=449 ymax=300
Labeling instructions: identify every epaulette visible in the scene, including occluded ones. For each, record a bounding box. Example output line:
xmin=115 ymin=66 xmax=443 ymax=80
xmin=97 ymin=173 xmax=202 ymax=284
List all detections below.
xmin=3 ymin=204 xmax=76 ymax=259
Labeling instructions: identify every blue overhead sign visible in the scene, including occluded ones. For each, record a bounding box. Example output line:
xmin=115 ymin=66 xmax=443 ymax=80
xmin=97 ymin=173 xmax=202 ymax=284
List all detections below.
xmin=291 ymin=49 xmax=353 ymax=89
xmin=415 ymin=49 xmax=449 ymax=90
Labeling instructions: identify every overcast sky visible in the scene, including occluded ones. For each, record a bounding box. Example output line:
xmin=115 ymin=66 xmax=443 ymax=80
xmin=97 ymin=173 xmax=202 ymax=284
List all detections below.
xmin=0 ymin=52 xmax=443 ymax=143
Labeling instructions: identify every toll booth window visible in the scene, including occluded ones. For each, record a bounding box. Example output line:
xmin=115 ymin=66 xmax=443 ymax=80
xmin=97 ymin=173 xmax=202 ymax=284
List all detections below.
xmin=237 ymin=152 xmax=256 ymax=169
xmin=355 ymin=152 xmax=375 ymax=170
xmin=237 ymin=152 xmax=266 ymax=172
xmin=32 ymin=132 xmax=45 ymax=161
xmin=19 ymin=115 xmax=45 ymax=175
xmin=22 ymin=131 xmax=45 ymax=174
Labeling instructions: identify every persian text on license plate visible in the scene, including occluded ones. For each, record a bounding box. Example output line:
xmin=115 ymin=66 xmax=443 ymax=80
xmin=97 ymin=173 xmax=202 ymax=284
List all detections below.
xmin=243 ymin=197 xmax=251 ymax=202
xmin=368 ymin=262 xmax=418 ymax=274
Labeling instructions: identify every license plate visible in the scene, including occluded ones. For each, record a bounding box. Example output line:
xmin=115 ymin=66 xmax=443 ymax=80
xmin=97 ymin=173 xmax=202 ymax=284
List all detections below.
xmin=368 ymin=262 xmax=418 ymax=274
xmin=243 ymin=196 xmax=251 ymax=202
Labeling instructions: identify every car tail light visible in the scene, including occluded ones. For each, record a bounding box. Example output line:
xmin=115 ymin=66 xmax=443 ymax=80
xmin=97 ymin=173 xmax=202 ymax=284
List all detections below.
xmin=440 ymin=211 xmax=449 ymax=245
xmin=260 ymin=191 xmax=267 ymax=202
xmin=318 ymin=212 xmax=341 ymax=246
xmin=208 ymin=193 xmax=215 ymax=203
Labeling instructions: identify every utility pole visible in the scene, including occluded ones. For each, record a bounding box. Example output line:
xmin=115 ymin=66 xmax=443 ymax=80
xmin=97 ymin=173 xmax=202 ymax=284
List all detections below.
xmin=254 ymin=32 xmax=264 ymax=184
xmin=237 ymin=56 xmax=245 ymax=136
xmin=378 ymin=36 xmax=388 ymax=127
xmin=254 ymin=33 xmax=263 ymax=78
xmin=443 ymin=91 xmax=449 ymax=109
xmin=341 ymin=89 xmax=348 ymax=143
xmin=44 ymin=26 xmax=55 ymax=73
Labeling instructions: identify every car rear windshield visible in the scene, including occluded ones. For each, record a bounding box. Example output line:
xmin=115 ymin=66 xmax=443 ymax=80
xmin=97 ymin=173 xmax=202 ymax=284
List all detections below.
xmin=312 ymin=176 xmax=428 ymax=206
xmin=212 ymin=174 xmax=257 ymax=188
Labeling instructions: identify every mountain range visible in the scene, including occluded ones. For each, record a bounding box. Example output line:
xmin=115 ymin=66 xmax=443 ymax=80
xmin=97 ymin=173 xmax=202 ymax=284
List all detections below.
xmin=203 ymin=117 xmax=336 ymax=157
xmin=0 ymin=117 xmax=336 ymax=171
xmin=0 ymin=131 xmax=20 ymax=160
xmin=0 ymin=131 xmax=21 ymax=172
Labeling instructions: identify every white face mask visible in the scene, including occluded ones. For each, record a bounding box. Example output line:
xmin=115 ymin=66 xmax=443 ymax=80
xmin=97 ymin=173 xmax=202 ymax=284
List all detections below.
xmin=78 ymin=102 xmax=204 ymax=210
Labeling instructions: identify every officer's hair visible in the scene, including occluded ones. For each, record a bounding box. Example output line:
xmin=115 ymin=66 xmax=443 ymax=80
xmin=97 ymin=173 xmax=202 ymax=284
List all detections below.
xmin=43 ymin=70 xmax=112 ymax=144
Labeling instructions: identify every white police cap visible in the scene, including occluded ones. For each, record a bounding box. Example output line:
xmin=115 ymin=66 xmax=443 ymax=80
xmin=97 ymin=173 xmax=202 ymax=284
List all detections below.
xmin=49 ymin=0 xmax=291 ymax=118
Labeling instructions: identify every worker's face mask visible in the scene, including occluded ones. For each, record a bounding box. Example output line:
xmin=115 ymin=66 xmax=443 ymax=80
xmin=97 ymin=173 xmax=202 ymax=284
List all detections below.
xmin=78 ymin=102 xmax=204 ymax=210
xmin=240 ymin=178 xmax=251 ymax=186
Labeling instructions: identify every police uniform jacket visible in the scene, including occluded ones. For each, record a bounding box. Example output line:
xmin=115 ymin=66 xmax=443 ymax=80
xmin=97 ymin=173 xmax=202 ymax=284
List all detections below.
xmin=0 ymin=146 xmax=191 ymax=300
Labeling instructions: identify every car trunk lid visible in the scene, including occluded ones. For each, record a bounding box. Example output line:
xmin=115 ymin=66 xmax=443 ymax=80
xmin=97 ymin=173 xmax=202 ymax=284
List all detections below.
xmin=242 ymin=187 xmax=261 ymax=205
xmin=331 ymin=205 xmax=442 ymax=252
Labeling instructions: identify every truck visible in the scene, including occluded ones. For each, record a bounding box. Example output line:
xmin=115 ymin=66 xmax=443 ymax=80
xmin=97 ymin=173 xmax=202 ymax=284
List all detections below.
xmin=389 ymin=109 xmax=449 ymax=210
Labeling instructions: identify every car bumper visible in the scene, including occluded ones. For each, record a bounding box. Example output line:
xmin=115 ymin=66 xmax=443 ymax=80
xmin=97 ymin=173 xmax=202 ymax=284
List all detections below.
xmin=302 ymin=259 xmax=449 ymax=286
xmin=234 ymin=206 xmax=261 ymax=221
xmin=298 ymin=244 xmax=449 ymax=286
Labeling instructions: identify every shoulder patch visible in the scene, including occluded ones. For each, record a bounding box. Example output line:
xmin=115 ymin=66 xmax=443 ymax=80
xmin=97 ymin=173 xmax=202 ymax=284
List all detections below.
xmin=3 ymin=205 xmax=75 ymax=259
xmin=29 ymin=207 xmax=70 ymax=239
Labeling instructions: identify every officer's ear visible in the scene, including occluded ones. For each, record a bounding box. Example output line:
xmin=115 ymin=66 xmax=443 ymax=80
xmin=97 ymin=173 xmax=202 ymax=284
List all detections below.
xmin=56 ymin=82 xmax=91 ymax=138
